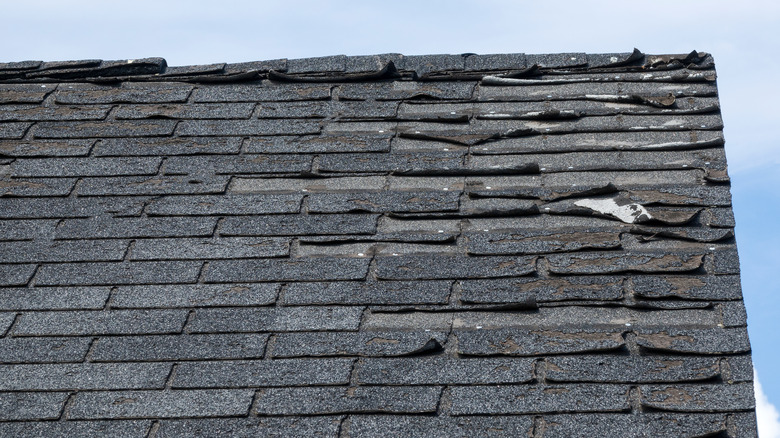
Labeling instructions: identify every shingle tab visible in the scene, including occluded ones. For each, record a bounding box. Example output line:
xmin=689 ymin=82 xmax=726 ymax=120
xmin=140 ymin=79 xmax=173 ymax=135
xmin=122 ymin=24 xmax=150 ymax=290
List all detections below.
xmin=0 ymin=363 xmax=171 ymax=390
xmin=91 ymin=334 xmax=268 ymax=362
xmin=0 ymin=392 xmax=69 ymax=420
xmin=188 ymin=307 xmax=362 ymax=333
xmin=350 ymin=415 xmax=533 ymax=438
xmin=450 ymin=384 xmax=630 ymax=415
xmin=156 ymin=417 xmax=341 ymax=438
xmin=0 ymin=337 xmax=91 ymax=363
xmin=173 ymin=358 xmax=353 ymax=388
xmin=69 ymin=389 xmax=254 ymax=419
xmin=14 ymin=309 xmax=188 ymax=336
xmin=111 ymin=283 xmax=278 ymax=308
xmin=356 ymin=357 xmax=534 ymax=385
xmin=0 ymin=421 xmax=152 ymax=438
xmin=130 ymin=236 xmax=289 ymax=260
xmin=282 ymin=280 xmax=450 ymax=305
xmin=640 ymin=383 xmax=755 ymax=412
xmin=35 ymin=261 xmax=202 ymax=286
xmin=252 ymin=386 xmax=442 ymax=415
xmin=0 ymin=286 xmax=110 ymax=310
xmin=272 ymin=331 xmax=444 ymax=360
xmin=205 ymin=258 xmax=370 ymax=282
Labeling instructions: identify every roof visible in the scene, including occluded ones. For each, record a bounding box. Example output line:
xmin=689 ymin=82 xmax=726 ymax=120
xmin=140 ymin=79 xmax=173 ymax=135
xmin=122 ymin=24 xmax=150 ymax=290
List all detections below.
xmin=0 ymin=50 xmax=757 ymax=437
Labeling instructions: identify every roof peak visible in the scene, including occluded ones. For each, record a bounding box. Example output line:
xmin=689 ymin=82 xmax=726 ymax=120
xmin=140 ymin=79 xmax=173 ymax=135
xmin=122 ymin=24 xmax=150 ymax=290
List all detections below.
xmin=0 ymin=49 xmax=713 ymax=84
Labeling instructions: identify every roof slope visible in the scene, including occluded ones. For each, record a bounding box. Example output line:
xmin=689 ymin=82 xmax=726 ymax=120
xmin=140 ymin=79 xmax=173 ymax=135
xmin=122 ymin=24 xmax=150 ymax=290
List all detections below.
xmin=0 ymin=50 xmax=757 ymax=437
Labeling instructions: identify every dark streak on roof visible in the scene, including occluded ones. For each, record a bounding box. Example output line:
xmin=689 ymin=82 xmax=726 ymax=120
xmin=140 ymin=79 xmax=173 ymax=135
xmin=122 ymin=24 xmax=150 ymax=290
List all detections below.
xmin=0 ymin=49 xmax=757 ymax=437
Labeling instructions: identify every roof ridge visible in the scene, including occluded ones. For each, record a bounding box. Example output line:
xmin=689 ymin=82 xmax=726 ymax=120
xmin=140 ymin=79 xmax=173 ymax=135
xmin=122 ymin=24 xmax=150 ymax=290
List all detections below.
xmin=0 ymin=49 xmax=714 ymax=84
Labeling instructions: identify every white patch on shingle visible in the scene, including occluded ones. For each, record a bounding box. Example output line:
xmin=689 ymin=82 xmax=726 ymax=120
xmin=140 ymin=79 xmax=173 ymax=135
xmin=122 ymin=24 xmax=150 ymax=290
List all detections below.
xmin=574 ymin=198 xmax=651 ymax=223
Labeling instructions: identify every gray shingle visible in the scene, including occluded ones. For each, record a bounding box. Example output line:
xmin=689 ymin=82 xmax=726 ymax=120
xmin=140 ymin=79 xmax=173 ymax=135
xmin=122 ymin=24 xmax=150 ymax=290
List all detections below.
xmin=176 ymin=119 xmax=321 ymax=137
xmin=546 ymin=355 xmax=721 ymax=383
xmin=456 ymin=327 xmax=625 ymax=356
xmin=318 ymin=151 xmax=465 ymax=173
xmin=115 ymin=103 xmax=255 ymax=120
xmin=0 ymin=337 xmax=91 ymax=363
xmin=376 ymin=254 xmax=535 ymax=280
xmin=631 ymin=275 xmax=741 ymax=300
xmin=0 ymin=286 xmax=110 ymax=310
xmin=0 ymin=363 xmax=171 ymax=390
xmin=339 ymin=82 xmax=475 ymax=100
xmin=35 ymin=261 xmax=202 ymax=286
xmin=244 ymin=134 xmax=392 ymax=154
xmin=0 ymin=197 xmax=146 ymax=219
xmin=93 ymin=137 xmax=242 ymax=156
xmin=0 ymin=263 xmax=36 ymax=286
xmin=220 ymin=214 xmax=377 ymax=236
xmin=111 ymin=283 xmax=278 ymax=308
xmin=450 ymin=384 xmax=630 ymax=415
xmin=0 ymin=176 xmax=76 ymax=197
xmin=0 ymin=313 xmax=15 ymax=335
xmin=191 ymin=84 xmax=330 ymax=102
xmin=465 ymin=53 xmax=527 ymax=71
xmin=0 ymin=121 xmax=31 ymax=138
xmin=0 ymin=104 xmax=112 ymax=122
xmin=634 ymin=327 xmax=751 ymax=354
xmin=0 ymin=83 xmax=55 ymax=104
xmin=459 ymin=276 xmax=624 ymax=304
xmin=0 ymin=138 xmax=93 ymax=157
xmin=165 ymin=154 xmax=313 ymax=174
xmin=478 ymin=82 xmax=717 ymax=101
xmin=252 ymin=386 xmax=442 ymax=415
xmin=69 ymin=389 xmax=254 ymax=419
xmin=10 ymin=157 xmax=161 ymax=177
xmin=0 ymin=239 xmax=129 ymax=263
xmin=0 ymin=421 xmax=151 ymax=438
xmin=156 ymin=417 xmax=342 ymax=438
xmin=473 ymin=130 xmax=724 ymax=154
xmin=34 ymin=120 xmax=177 ymax=138
xmin=130 ymin=237 xmax=289 ymax=260
xmin=173 ymin=358 xmax=353 ymax=388
xmin=56 ymin=217 xmax=217 ymax=239
xmin=146 ymin=194 xmax=302 ymax=216
xmin=255 ymin=100 xmax=397 ymax=119
xmin=188 ymin=307 xmax=362 ymax=333
xmin=77 ymin=175 xmax=230 ymax=196
xmin=540 ymin=413 xmax=728 ymax=438
xmin=271 ymin=331 xmax=447 ymax=358
xmin=55 ymin=83 xmax=193 ymax=104
xmin=640 ymin=383 xmax=755 ymax=412
xmin=721 ymin=301 xmax=748 ymax=327
xmin=356 ymin=357 xmax=534 ymax=385
xmin=14 ymin=309 xmax=188 ymax=336
xmin=231 ymin=176 xmax=387 ymax=193
xmin=546 ymin=251 xmax=704 ymax=274
xmin=308 ymin=191 xmax=461 ymax=214
xmin=91 ymin=334 xmax=268 ymax=362
xmin=0 ymin=392 xmax=68 ymax=420
xmin=282 ymin=280 xmax=450 ymax=306
xmin=205 ymin=258 xmax=370 ymax=283
xmin=466 ymin=229 xmax=621 ymax=255
xmin=287 ymin=55 xmax=347 ymax=73
xmin=350 ymin=415 xmax=533 ymax=438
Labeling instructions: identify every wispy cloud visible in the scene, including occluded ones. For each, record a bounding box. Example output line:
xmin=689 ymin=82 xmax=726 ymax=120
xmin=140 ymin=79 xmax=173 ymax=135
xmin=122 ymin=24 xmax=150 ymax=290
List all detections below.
xmin=756 ymin=370 xmax=780 ymax=438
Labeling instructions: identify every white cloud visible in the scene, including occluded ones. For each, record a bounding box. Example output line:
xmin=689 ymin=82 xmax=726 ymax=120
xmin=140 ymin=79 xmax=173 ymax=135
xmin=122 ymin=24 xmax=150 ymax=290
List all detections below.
xmin=756 ymin=370 xmax=780 ymax=438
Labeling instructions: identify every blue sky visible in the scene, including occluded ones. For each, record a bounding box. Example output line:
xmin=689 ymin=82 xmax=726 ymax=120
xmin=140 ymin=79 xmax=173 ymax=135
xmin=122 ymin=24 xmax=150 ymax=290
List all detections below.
xmin=3 ymin=0 xmax=779 ymax=433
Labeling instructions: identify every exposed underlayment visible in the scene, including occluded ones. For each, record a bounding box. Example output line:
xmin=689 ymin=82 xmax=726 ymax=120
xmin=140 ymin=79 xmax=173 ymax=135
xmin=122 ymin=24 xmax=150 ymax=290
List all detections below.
xmin=0 ymin=49 xmax=757 ymax=437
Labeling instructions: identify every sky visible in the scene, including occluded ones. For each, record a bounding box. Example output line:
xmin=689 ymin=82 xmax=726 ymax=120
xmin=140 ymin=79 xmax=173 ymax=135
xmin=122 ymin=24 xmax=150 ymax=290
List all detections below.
xmin=2 ymin=0 xmax=779 ymax=434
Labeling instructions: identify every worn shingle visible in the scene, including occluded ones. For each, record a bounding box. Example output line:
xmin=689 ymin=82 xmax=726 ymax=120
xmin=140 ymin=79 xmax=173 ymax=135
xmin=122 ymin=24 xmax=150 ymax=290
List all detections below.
xmin=0 ymin=51 xmax=753 ymax=434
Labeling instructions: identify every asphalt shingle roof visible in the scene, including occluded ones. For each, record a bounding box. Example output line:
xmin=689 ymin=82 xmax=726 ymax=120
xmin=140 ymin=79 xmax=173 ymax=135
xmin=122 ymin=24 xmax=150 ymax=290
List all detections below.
xmin=0 ymin=49 xmax=758 ymax=437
